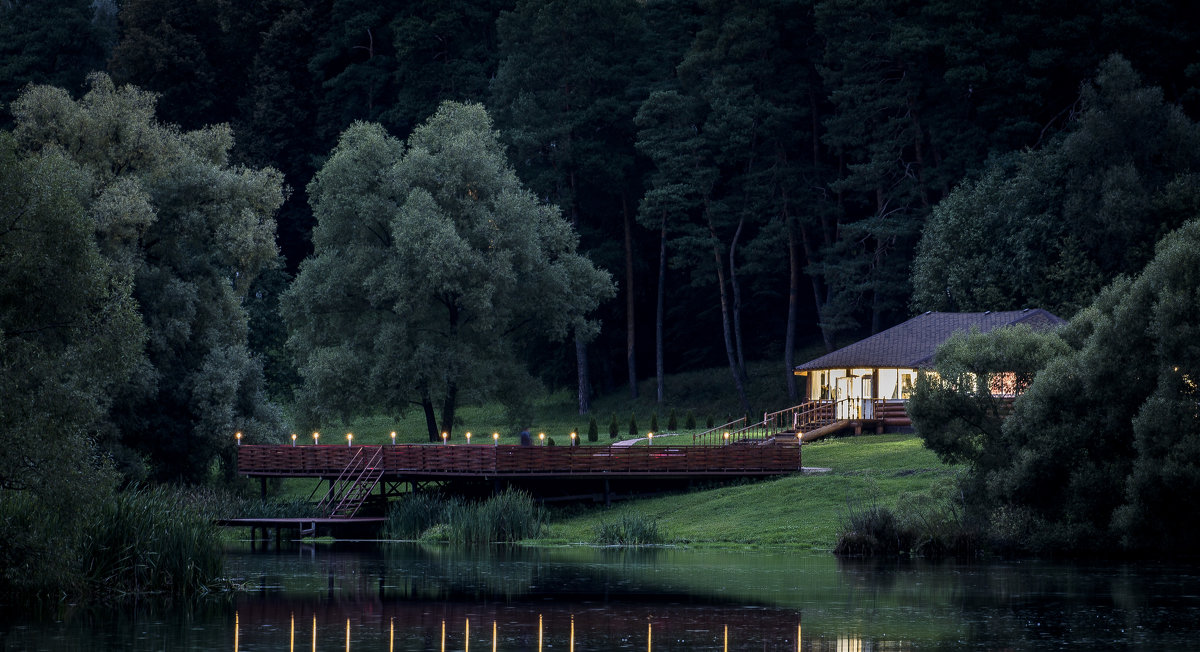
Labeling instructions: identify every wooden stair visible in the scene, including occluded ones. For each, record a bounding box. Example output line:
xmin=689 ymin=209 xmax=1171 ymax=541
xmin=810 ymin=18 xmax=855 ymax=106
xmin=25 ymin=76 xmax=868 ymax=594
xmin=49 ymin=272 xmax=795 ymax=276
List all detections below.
xmin=316 ymin=446 xmax=385 ymax=518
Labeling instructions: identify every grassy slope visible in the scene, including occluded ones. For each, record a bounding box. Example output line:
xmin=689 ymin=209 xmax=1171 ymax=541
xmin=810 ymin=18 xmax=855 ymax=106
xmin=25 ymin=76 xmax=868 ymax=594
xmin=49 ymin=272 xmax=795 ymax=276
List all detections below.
xmin=541 ymin=434 xmax=958 ymax=549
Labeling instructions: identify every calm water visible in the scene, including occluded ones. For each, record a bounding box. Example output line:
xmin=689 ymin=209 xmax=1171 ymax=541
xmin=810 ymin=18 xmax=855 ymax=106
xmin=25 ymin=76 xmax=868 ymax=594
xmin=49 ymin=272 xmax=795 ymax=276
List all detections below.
xmin=2 ymin=542 xmax=1199 ymax=650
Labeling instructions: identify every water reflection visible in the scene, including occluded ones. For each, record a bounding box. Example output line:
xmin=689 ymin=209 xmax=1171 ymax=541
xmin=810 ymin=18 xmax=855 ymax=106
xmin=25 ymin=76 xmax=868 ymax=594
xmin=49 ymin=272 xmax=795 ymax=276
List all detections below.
xmin=4 ymin=543 xmax=1200 ymax=650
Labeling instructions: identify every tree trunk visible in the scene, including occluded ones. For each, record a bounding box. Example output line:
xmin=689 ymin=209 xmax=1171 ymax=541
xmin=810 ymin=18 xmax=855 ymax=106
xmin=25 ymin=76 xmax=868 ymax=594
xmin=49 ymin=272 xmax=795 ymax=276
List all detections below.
xmin=728 ymin=216 xmax=748 ymax=385
xmin=623 ymin=193 xmax=637 ymax=399
xmin=800 ymin=222 xmax=836 ymax=352
xmin=421 ymin=390 xmax=439 ymax=442
xmin=576 ymin=335 xmax=590 ymax=414
xmin=784 ymin=194 xmax=799 ymax=401
xmin=656 ymin=213 xmax=667 ymax=404
xmin=440 ymin=381 xmax=458 ymax=440
xmin=712 ymin=239 xmax=751 ymax=417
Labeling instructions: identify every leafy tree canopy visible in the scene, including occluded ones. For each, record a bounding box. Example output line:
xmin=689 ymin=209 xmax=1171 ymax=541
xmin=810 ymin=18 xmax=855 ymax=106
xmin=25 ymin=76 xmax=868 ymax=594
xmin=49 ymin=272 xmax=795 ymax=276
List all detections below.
xmin=912 ymin=55 xmax=1200 ymax=317
xmin=11 ymin=73 xmax=285 ymax=483
xmin=283 ymin=102 xmax=614 ymax=440
xmin=0 ymin=131 xmax=138 ymax=505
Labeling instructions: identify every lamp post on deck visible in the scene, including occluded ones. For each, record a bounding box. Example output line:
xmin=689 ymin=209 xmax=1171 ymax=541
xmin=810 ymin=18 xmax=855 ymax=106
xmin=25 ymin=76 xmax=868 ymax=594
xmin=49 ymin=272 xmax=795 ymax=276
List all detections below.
xmin=391 ymin=431 xmax=397 ymax=445
xmin=346 ymin=432 xmax=353 ymax=447
xmin=493 ymin=432 xmax=499 ymax=446
xmin=291 ymin=433 xmax=296 ymax=447
xmin=442 ymin=432 xmax=448 ymax=445
xmin=312 ymin=431 xmax=320 ymax=445
xmin=723 ymin=432 xmax=729 ymax=445
xmin=465 ymin=432 xmax=472 ymax=444
xmin=236 ymin=431 xmax=242 ymax=446
xmin=538 ymin=432 xmax=545 ymax=446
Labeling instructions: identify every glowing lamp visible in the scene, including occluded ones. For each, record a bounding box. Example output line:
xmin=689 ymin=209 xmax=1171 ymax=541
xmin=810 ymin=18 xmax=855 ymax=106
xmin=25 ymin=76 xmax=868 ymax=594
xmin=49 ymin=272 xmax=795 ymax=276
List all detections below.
xmin=465 ymin=431 xmax=472 ymax=444
xmin=538 ymin=432 xmax=545 ymax=446
xmin=346 ymin=432 xmax=353 ymax=446
xmin=390 ymin=431 xmax=397 ymax=445
xmin=442 ymin=432 xmax=448 ymax=445
xmin=236 ymin=431 xmax=242 ymax=446
xmin=291 ymin=433 xmax=297 ymax=447
xmin=313 ymin=431 xmax=320 ymax=445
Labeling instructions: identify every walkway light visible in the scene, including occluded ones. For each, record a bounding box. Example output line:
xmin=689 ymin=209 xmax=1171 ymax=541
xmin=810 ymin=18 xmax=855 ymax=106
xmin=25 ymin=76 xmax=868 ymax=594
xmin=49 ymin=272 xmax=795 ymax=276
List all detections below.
xmin=493 ymin=432 xmax=499 ymax=445
xmin=291 ymin=433 xmax=297 ymax=447
xmin=647 ymin=432 xmax=653 ymax=446
xmin=346 ymin=432 xmax=353 ymax=446
xmin=570 ymin=432 xmax=577 ymax=445
xmin=390 ymin=431 xmax=397 ymax=445
xmin=465 ymin=431 xmax=472 ymax=444
xmin=538 ymin=432 xmax=545 ymax=446
xmin=236 ymin=431 xmax=242 ymax=446
xmin=313 ymin=431 xmax=320 ymax=445
xmin=723 ymin=432 xmax=729 ymax=444
xmin=442 ymin=432 xmax=448 ymax=445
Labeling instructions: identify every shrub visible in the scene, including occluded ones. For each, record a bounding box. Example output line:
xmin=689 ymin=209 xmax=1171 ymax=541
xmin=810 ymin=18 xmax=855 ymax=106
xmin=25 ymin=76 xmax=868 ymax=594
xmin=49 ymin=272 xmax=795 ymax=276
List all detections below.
xmin=588 ymin=416 xmax=599 ymax=442
xmin=668 ymin=409 xmax=678 ymax=431
xmin=608 ymin=413 xmax=619 ymax=439
xmin=650 ymin=412 xmax=659 ymax=433
xmin=685 ymin=411 xmax=696 ymax=430
xmin=706 ymin=415 xmax=714 ymax=428
xmin=593 ymin=513 xmax=663 ymax=545
xmin=628 ymin=413 xmax=638 ymax=437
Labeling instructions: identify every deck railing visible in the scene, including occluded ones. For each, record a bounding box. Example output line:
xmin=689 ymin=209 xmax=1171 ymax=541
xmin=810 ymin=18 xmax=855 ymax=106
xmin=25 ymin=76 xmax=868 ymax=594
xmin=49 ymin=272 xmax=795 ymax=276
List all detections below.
xmin=238 ymin=442 xmax=801 ymax=478
xmin=692 ymin=416 xmax=749 ymax=445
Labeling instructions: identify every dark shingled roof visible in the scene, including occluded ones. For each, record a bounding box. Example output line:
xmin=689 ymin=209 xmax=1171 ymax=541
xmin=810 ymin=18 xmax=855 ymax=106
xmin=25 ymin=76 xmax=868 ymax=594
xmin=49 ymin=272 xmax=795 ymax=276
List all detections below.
xmin=795 ymin=309 xmax=1066 ymax=371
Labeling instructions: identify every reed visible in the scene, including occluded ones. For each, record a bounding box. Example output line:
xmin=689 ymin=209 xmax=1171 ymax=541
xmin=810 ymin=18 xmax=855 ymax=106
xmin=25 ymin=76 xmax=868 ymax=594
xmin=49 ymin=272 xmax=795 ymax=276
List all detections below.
xmin=445 ymin=489 xmax=545 ymax=544
xmin=82 ymin=486 xmax=224 ymax=597
xmin=383 ymin=492 xmax=451 ymax=540
xmin=592 ymin=513 xmax=663 ymax=545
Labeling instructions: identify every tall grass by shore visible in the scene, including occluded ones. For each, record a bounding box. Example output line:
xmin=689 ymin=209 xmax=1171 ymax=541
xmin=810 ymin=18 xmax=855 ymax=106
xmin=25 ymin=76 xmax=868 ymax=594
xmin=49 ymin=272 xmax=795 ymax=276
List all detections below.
xmin=382 ymin=489 xmax=546 ymax=544
xmin=1 ymin=485 xmax=225 ymax=601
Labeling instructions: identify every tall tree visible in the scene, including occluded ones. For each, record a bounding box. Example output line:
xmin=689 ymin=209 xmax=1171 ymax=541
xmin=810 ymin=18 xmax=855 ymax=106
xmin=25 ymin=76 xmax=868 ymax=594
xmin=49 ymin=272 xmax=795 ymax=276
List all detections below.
xmin=0 ymin=131 xmax=140 ymax=504
xmin=283 ymin=104 xmax=614 ymax=441
xmin=12 ymin=74 xmax=285 ymax=482
xmin=491 ymin=0 xmax=646 ymax=411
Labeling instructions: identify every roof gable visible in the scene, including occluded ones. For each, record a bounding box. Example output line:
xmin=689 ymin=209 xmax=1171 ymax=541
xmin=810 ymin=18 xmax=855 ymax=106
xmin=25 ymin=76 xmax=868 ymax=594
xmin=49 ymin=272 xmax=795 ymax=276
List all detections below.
xmin=795 ymin=309 xmax=1065 ymax=371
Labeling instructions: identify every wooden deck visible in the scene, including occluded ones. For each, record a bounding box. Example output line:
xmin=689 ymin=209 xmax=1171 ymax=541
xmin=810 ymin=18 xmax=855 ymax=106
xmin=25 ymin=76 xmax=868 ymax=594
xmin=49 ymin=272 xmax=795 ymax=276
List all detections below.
xmin=237 ymin=442 xmax=802 ymax=481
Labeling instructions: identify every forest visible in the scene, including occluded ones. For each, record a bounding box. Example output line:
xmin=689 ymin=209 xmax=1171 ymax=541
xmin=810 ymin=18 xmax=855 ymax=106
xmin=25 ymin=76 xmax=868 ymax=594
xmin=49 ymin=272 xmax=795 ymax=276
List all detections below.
xmin=2 ymin=0 xmax=1200 ymax=588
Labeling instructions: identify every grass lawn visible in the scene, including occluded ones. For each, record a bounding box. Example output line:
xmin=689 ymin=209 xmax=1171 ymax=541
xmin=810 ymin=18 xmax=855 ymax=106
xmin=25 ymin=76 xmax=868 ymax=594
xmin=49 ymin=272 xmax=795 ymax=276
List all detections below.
xmin=540 ymin=433 xmax=959 ymax=549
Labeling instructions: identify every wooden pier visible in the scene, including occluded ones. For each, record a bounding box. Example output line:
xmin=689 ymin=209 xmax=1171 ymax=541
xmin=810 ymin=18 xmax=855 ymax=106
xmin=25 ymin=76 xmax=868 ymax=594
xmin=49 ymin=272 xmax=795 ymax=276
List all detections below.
xmin=238 ymin=441 xmax=801 ymax=480
xmin=234 ymin=441 xmax=802 ymax=514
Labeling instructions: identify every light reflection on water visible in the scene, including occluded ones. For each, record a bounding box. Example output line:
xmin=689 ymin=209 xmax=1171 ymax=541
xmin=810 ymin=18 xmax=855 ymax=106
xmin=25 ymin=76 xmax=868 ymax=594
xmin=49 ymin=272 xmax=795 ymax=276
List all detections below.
xmin=3 ymin=542 xmax=1200 ymax=650
xmin=230 ymin=610 xmax=806 ymax=652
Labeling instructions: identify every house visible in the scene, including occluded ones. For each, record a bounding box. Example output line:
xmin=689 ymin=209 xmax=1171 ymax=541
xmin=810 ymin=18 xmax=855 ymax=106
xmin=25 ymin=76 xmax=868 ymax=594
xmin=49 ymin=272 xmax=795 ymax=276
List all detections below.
xmin=792 ymin=309 xmax=1065 ymax=425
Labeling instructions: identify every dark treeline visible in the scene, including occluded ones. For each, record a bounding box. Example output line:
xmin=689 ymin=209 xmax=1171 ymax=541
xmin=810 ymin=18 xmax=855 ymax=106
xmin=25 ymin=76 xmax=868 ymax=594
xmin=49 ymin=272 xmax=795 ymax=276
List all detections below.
xmin=7 ymin=0 xmax=1200 ymax=413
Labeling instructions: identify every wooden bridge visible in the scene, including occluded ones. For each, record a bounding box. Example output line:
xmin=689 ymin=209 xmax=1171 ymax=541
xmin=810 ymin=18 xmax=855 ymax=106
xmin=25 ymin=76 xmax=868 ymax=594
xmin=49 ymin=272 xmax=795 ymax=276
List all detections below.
xmin=235 ymin=440 xmax=802 ymax=521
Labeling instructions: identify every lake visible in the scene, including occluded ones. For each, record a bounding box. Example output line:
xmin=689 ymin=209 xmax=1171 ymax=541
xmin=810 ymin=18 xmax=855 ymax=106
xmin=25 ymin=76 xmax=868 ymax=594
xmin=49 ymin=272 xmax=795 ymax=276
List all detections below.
xmin=2 ymin=542 xmax=1198 ymax=650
